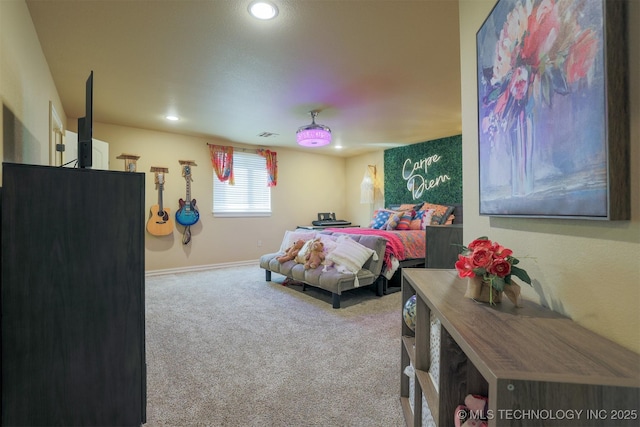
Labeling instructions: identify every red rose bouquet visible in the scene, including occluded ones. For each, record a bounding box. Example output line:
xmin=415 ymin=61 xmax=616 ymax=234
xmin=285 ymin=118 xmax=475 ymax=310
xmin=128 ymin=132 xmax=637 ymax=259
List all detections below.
xmin=455 ymin=237 xmax=531 ymax=304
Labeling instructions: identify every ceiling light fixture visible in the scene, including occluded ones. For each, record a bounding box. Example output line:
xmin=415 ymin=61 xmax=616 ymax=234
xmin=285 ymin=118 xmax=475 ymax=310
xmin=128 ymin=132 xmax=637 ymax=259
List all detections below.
xmin=165 ymin=115 xmax=179 ymax=121
xmin=248 ymin=1 xmax=278 ymax=20
xmin=296 ymin=111 xmax=331 ymax=147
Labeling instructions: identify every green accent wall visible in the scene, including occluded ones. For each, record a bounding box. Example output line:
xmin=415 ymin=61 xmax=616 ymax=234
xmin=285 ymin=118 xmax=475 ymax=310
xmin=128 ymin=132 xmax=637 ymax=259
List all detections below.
xmin=384 ymin=135 xmax=462 ymax=206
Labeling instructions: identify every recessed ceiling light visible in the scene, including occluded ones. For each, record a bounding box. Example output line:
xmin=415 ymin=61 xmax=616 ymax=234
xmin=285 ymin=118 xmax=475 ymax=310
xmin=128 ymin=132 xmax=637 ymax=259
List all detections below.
xmin=165 ymin=115 xmax=179 ymax=121
xmin=248 ymin=1 xmax=278 ymax=20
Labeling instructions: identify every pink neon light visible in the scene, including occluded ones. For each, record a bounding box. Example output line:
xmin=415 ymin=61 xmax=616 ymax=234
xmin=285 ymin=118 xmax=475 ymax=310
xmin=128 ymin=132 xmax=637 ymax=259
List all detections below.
xmin=296 ymin=129 xmax=331 ymax=147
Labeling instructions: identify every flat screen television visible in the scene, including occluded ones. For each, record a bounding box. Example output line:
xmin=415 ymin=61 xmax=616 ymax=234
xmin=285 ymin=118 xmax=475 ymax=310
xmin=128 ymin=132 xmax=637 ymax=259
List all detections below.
xmin=77 ymin=71 xmax=93 ymax=168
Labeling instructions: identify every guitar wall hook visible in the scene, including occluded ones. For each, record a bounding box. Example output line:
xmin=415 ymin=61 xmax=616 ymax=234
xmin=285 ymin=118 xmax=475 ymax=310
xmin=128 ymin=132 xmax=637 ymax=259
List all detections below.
xmin=116 ymin=153 xmax=140 ymax=172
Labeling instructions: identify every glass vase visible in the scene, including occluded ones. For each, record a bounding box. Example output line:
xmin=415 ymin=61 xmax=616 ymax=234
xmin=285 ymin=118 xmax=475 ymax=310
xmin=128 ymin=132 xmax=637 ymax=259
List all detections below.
xmin=510 ymin=109 xmax=534 ymax=196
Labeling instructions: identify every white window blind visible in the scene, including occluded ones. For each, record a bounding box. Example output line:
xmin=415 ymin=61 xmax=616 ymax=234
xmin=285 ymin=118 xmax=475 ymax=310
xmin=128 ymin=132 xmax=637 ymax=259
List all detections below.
xmin=213 ymin=151 xmax=271 ymax=217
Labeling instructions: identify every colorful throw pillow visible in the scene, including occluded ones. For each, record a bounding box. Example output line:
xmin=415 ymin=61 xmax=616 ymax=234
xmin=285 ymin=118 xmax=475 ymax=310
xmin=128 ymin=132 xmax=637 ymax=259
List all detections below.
xmin=394 ymin=211 xmax=414 ymax=230
xmin=385 ymin=212 xmax=401 ymax=230
xmin=419 ymin=209 xmax=436 ymax=229
xmin=410 ymin=210 xmax=425 ymax=230
xmin=326 ymin=235 xmax=377 ymax=274
xmin=369 ymin=209 xmax=397 ymax=229
xmin=421 ymin=203 xmax=455 ymax=225
xmin=398 ymin=202 xmax=424 ymax=212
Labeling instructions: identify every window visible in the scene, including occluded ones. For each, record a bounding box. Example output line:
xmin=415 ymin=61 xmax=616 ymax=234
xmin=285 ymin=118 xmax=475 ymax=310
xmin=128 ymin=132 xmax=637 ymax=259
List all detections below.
xmin=213 ymin=151 xmax=271 ymax=217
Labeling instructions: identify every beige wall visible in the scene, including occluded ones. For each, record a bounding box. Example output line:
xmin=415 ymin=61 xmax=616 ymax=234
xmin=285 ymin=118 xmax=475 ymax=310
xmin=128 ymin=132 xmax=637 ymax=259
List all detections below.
xmin=95 ymin=122 xmax=347 ymax=271
xmin=459 ymin=1 xmax=640 ymax=353
xmin=345 ymin=151 xmax=385 ymax=227
xmin=0 ymin=0 xmax=66 ymax=168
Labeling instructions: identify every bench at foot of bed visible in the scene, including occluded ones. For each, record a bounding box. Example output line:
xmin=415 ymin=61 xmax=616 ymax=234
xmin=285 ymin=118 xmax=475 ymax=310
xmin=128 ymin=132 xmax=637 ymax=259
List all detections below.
xmin=262 ymin=260 xmax=385 ymax=308
xmin=259 ymin=234 xmax=387 ymax=309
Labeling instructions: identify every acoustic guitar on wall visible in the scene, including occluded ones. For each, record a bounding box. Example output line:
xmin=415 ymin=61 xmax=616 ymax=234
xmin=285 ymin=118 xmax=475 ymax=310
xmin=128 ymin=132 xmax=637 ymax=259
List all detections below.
xmin=175 ymin=165 xmax=200 ymax=227
xmin=147 ymin=172 xmax=174 ymax=236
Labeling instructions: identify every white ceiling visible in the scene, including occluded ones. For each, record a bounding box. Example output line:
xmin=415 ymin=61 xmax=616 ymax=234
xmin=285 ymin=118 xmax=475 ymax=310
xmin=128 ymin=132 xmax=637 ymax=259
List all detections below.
xmin=26 ymin=0 xmax=462 ymax=157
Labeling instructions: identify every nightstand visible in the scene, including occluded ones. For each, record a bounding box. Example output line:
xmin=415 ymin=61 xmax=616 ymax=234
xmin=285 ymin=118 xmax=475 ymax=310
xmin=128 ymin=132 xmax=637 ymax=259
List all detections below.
xmin=425 ymin=224 xmax=463 ymax=268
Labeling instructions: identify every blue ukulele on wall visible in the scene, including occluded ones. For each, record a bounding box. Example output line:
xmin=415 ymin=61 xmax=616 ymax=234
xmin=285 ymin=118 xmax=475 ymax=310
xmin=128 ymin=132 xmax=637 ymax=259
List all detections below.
xmin=175 ymin=164 xmax=200 ymax=227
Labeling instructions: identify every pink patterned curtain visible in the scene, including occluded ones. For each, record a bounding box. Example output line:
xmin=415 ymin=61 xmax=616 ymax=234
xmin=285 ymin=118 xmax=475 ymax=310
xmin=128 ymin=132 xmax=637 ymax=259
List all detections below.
xmin=208 ymin=144 xmax=234 ymax=185
xmin=257 ymin=149 xmax=278 ymax=187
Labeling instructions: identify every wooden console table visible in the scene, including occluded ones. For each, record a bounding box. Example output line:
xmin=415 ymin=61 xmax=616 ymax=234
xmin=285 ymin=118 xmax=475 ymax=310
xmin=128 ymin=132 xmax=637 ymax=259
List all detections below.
xmin=401 ymin=268 xmax=640 ymax=427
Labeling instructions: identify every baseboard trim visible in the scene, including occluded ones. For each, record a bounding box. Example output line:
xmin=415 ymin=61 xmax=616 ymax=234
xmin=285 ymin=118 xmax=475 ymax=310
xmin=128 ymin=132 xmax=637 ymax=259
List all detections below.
xmin=145 ymin=260 xmax=258 ymax=277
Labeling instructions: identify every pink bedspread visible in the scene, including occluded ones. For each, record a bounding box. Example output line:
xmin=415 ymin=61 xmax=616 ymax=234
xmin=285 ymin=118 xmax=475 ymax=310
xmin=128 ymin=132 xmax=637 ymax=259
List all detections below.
xmin=325 ymin=227 xmax=426 ymax=267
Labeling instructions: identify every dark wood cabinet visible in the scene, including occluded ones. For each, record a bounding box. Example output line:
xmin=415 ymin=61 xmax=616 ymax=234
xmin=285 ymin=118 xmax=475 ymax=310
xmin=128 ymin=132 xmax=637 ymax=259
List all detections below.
xmin=425 ymin=224 xmax=463 ymax=268
xmin=1 ymin=163 xmax=146 ymax=426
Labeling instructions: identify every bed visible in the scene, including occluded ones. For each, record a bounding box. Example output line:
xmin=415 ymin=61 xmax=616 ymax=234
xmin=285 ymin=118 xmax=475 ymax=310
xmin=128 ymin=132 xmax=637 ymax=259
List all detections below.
xmin=260 ymin=201 xmax=462 ymax=308
xmin=323 ymin=202 xmax=463 ymax=293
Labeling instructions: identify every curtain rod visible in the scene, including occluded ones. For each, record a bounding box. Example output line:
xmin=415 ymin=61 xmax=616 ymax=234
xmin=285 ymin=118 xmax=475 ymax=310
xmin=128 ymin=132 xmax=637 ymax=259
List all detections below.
xmin=206 ymin=143 xmax=268 ymax=153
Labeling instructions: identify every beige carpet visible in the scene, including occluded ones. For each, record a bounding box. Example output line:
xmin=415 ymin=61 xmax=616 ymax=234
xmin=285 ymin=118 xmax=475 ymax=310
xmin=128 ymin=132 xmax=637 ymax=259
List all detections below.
xmin=144 ymin=264 xmax=405 ymax=427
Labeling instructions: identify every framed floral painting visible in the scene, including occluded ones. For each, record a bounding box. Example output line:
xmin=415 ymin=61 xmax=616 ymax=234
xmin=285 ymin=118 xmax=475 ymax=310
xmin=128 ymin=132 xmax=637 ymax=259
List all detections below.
xmin=476 ymin=0 xmax=629 ymax=220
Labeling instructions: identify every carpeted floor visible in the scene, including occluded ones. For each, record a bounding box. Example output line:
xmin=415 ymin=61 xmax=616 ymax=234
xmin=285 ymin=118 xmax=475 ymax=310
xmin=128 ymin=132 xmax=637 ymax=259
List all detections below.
xmin=144 ymin=264 xmax=405 ymax=427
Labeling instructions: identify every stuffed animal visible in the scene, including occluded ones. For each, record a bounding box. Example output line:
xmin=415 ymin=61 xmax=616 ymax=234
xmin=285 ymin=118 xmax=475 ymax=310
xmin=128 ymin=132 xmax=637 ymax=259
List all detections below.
xmin=304 ymin=239 xmax=325 ymax=269
xmin=276 ymin=239 xmax=305 ymax=263
xmin=454 ymin=394 xmax=488 ymax=427
xmin=464 ymin=394 xmax=488 ymax=417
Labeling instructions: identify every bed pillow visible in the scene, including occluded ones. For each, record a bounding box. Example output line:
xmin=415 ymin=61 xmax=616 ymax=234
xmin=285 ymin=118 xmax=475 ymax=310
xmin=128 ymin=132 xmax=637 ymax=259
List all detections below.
xmin=279 ymin=230 xmax=317 ymax=252
xmin=387 ymin=210 xmax=414 ymax=230
xmin=420 ymin=209 xmax=436 ymax=229
xmin=398 ymin=202 xmax=424 ymax=212
xmin=409 ymin=210 xmax=423 ymax=230
xmin=326 ymin=235 xmax=377 ymax=274
xmin=369 ymin=209 xmax=397 ymax=229
xmin=420 ymin=203 xmax=455 ymax=225
xmin=316 ymin=234 xmax=339 ymax=256
xmin=409 ymin=209 xmax=436 ymax=229
xmin=385 ymin=212 xmax=401 ymax=230
xmin=409 ymin=209 xmax=427 ymax=229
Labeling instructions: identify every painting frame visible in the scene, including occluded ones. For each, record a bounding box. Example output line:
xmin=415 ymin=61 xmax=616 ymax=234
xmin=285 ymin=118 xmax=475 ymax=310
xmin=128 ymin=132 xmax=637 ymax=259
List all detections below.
xmin=476 ymin=0 xmax=629 ymax=220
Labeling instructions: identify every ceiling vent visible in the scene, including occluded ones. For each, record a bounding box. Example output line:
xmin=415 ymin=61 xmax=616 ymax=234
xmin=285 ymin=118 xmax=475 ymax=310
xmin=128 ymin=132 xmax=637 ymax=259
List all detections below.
xmin=257 ymin=132 xmax=279 ymax=138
